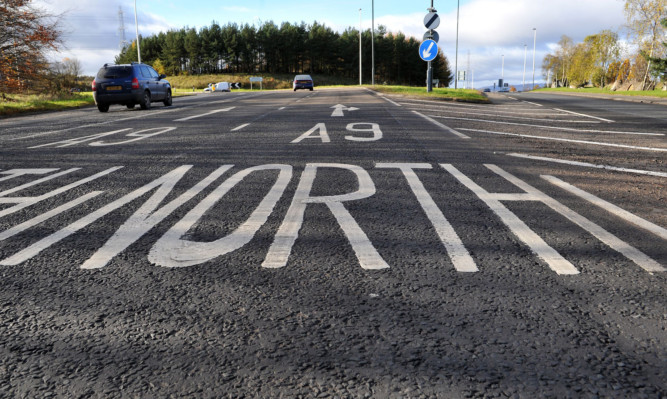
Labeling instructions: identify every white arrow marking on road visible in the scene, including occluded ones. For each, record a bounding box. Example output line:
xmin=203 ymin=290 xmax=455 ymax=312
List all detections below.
xmin=331 ymin=104 xmax=359 ymax=117
xmin=422 ymin=41 xmax=435 ymax=59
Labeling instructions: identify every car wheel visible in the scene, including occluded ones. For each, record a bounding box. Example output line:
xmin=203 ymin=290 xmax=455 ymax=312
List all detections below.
xmin=97 ymin=103 xmax=109 ymax=112
xmin=139 ymin=90 xmax=151 ymax=110
xmin=293 ymin=88 xmax=297 ymax=91
xmin=163 ymin=90 xmax=172 ymax=106
xmin=309 ymin=88 xmax=313 ymax=91
xmin=126 ymin=103 xmax=135 ymax=109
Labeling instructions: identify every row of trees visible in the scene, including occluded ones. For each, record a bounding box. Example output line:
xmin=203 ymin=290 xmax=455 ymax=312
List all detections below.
xmin=543 ymin=0 xmax=666 ymax=90
xmin=115 ymin=21 xmax=452 ymax=87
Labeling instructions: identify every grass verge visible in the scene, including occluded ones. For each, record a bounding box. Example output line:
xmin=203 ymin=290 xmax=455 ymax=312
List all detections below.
xmin=368 ymin=85 xmax=489 ymax=103
xmin=535 ymin=87 xmax=667 ymax=98
xmin=0 ymin=92 xmax=95 ymax=117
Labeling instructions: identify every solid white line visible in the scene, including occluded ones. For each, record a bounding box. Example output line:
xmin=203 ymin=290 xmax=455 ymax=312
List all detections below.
xmin=173 ymin=107 xmax=235 ymax=121
xmin=554 ymin=108 xmax=615 ymax=123
xmin=279 ymin=107 xmax=286 ymax=110
xmin=412 ymin=111 xmax=470 ymax=139
xmin=542 ymin=175 xmax=667 ymax=241
xmin=232 ymin=123 xmax=250 ymax=131
xmin=507 ymin=153 xmax=667 ymax=178
xmin=402 ymin=106 xmax=594 ymax=123
xmin=428 ymin=115 xmax=662 ymax=136
xmin=459 ymin=128 xmax=667 ymax=152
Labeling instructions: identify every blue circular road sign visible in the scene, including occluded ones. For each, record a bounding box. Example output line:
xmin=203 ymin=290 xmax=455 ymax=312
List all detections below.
xmin=419 ymin=39 xmax=438 ymax=62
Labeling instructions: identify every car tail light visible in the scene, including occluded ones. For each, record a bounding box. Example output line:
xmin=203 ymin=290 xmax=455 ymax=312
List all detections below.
xmin=91 ymin=79 xmax=96 ymax=91
xmin=131 ymin=77 xmax=139 ymax=89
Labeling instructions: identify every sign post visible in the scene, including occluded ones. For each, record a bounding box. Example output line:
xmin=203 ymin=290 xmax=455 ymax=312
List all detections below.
xmin=421 ymin=3 xmax=440 ymax=93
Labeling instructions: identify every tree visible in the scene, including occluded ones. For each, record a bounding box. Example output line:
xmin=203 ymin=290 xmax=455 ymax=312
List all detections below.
xmin=644 ymin=18 xmax=667 ymax=83
xmin=585 ymin=30 xmax=620 ymax=87
xmin=0 ymin=0 xmax=63 ymax=92
xmin=624 ymin=0 xmax=667 ymax=89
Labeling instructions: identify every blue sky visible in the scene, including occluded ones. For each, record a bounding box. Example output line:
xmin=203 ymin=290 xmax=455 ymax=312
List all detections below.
xmin=36 ymin=0 xmax=628 ymax=88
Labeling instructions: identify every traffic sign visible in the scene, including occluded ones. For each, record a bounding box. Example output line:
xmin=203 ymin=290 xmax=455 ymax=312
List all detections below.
xmin=419 ymin=39 xmax=438 ymax=62
xmin=423 ymin=30 xmax=440 ymax=43
xmin=423 ymin=12 xmax=440 ymax=30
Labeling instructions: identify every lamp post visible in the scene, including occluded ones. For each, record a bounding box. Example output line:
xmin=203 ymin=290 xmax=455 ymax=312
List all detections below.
xmin=532 ymin=28 xmax=536 ymax=90
xmin=371 ymin=0 xmax=375 ymax=86
xmin=134 ymin=0 xmax=141 ymax=63
xmin=359 ymin=8 xmax=362 ymax=85
xmin=454 ymin=0 xmax=459 ymax=89
xmin=522 ymin=44 xmax=527 ymax=91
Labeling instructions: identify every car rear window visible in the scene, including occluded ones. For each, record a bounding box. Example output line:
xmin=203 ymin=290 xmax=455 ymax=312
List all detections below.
xmin=97 ymin=66 xmax=132 ymax=79
xmin=295 ymin=75 xmax=312 ymax=81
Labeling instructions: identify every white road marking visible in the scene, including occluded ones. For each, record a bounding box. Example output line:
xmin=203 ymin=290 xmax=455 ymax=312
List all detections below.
xmin=412 ymin=111 xmax=470 ymax=139
xmin=401 ymin=105 xmax=593 ymax=123
xmin=0 ymin=169 xmax=79 ymax=199
xmin=0 ymin=191 xmax=103 ymax=242
xmin=0 ymin=169 xmax=59 ymax=182
xmin=487 ymin=164 xmax=663 ymax=273
xmin=345 ymin=123 xmax=382 ymax=142
xmin=428 ymin=115 xmax=662 ymax=136
xmin=81 ymin=166 xmax=233 ymax=269
xmin=173 ymin=107 xmax=235 ymax=121
xmin=522 ymin=100 xmax=543 ymax=107
xmin=262 ymin=163 xmax=389 ymax=270
xmin=0 ymin=166 xmax=202 ymax=267
xmin=542 ymin=175 xmax=667 ymax=241
xmin=379 ymin=96 xmax=402 ymax=107
xmin=553 ymin=108 xmax=614 ymax=123
xmin=377 ymin=163 xmax=477 ymax=272
xmin=331 ymin=104 xmax=359 ymax=117
xmin=507 ymin=153 xmax=667 ymax=178
xmin=29 ymin=129 xmax=131 ymax=149
xmin=279 ymin=107 xmax=286 ymax=110
xmin=459 ymin=128 xmax=667 ymax=152
xmin=442 ymin=163 xmax=579 ymax=275
xmin=232 ymin=123 xmax=250 ymax=131
xmin=149 ymin=165 xmax=292 ymax=268
xmin=291 ymin=123 xmax=330 ymax=143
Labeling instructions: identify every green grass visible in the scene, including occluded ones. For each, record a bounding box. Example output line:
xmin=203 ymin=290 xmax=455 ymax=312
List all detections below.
xmin=368 ymin=85 xmax=490 ymax=103
xmin=167 ymin=73 xmax=355 ymax=91
xmin=0 ymin=92 xmax=95 ymax=117
xmin=535 ymin=87 xmax=667 ymax=98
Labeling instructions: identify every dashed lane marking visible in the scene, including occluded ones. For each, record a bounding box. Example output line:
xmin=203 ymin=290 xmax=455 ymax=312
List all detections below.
xmin=232 ymin=123 xmax=250 ymax=131
xmin=553 ymin=108 xmax=615 ymax=123
xmin=173 ymin=107 xmax=235 ymax=121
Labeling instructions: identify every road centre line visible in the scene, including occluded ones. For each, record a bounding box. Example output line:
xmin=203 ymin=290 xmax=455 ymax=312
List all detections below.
xmin=173 ymin=107 xmax=235 ymax=121
xmin=507 ymin=153 xmax=667 ymax=178
xmin=542 ymin=175 xmax=667 ymax=241
xmin=459 ymin=128 xmax=667 ymax=152
xmin=553 ymin=108 xmax=615 ymax=123
xmin=427 ymin=115 xmax=662 ymax=136
xmin=412 ymin=111 xmax=470 ymax=139
xmin=232 ymin=123 xmax=250 ymax=131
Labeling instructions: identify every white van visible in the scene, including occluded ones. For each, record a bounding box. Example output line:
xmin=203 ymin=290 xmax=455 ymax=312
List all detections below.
xmin=214 ymin=82 xmax=231 ymax=92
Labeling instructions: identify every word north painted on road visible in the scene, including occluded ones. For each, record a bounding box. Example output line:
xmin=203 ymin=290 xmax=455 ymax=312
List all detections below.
xmin=0 ymin=165 xmax=663 ymax=274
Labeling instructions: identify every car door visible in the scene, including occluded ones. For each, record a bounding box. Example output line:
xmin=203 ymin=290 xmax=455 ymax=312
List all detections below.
xmin=140 ymin=66 xmax=156 ymax=100
xmin=147 ymin=66 xmax=165 ymax=100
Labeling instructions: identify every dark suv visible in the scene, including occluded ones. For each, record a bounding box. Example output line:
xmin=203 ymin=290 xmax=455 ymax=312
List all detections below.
xmin=92 ymin=63 xmax=172 ymax=112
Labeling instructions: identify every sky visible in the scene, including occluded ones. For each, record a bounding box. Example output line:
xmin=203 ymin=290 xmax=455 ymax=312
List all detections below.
xmin=34 ymin=0 xmax=629 ymax=88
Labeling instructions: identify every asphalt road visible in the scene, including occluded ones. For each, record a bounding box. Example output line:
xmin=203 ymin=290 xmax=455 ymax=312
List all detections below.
xmin=0 ymin=88 xmax=665 ymax=398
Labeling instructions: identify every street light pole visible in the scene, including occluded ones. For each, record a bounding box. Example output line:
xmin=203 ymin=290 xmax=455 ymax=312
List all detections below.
xmin=532 ymin=28 xmax=536 ymax=90
xmin=523 ymin=44 xmax=527 ymax=91
xmin=371 ymin=0 xmax=375 ymax=86
xmin=359 ymin=8 xmax=362 ymax=86
xmin=134 ymin=0 xmax=141 ymax=63
xmin=454 ymin=0 xmax=459 ymax=89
